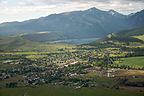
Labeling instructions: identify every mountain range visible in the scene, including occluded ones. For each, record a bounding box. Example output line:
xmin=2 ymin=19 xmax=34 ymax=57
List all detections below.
xmin=0 ymin=7 xmax=144 ymax=41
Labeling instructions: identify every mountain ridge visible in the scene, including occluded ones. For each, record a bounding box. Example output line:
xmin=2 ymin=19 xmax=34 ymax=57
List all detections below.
xmin=0 ymin=7 xmax=144 ymax=41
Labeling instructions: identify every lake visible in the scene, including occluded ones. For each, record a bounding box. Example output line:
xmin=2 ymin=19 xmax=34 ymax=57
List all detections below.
xmin=49 ymin=38 xmax=99 ymax=45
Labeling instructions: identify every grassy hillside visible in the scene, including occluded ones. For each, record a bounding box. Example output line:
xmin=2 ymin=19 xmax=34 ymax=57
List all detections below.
xmin=104 ymin=27 xmax=144 ymax=42
xmin=0 ymin=85 xmax=143 ymax=96
xmin=0 ymin=36 xmax=75 ymax=52
xmin=89 ymin=27 xmax=144 ymax=47
xmin=22 ymin=32 xmax=70 ymax=42
xmin=115 ymin=27 xmax=144 ymax=37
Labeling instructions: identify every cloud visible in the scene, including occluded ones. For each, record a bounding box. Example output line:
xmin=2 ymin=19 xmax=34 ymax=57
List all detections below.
xmin=31 ymin=0 xmax=144 ymax=4
xmin=23 ymin=0 xmax=144 ymax=13
xmin=0 ymin=0 xmax=7 ymax=4
xmin=128 ymin=0 xmax=142 ymax=1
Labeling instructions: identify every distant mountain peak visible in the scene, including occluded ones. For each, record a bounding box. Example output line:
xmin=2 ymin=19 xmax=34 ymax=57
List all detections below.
xmin=108 ymin=10 xmax=117 ymax=15
xmin=86 ymin=7 xmax=101 ymax=12
xmin=108 ymin=9 xmax=125 ymax=17
xmin=89 ymin=7 xmax=98 ymax=10
xmin=128 ymin=9 xmax=144 ymax=17
xmin=128 ymin=13 xmax=135 ymax=16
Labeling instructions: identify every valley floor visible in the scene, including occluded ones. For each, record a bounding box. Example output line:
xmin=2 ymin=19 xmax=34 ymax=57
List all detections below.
xmin=0 ymin=33 xmax=144 ymax=96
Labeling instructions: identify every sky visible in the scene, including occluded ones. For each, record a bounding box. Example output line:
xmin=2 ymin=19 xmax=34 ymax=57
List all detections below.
xmin=0 ymin=0 xmax=144 ymax=23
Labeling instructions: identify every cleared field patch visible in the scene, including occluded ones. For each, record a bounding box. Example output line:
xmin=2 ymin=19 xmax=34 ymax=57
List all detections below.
xmin=26 ymin=54 xmax=47 ymax=60
xmin=113 ymin=69 xmax=144 ymax=77
xmin=133 ymin=35 xmax=144 ymax=42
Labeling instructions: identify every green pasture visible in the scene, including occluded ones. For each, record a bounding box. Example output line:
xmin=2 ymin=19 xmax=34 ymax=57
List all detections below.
xmin=118 ymin=56 xmax=144 ymax=68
